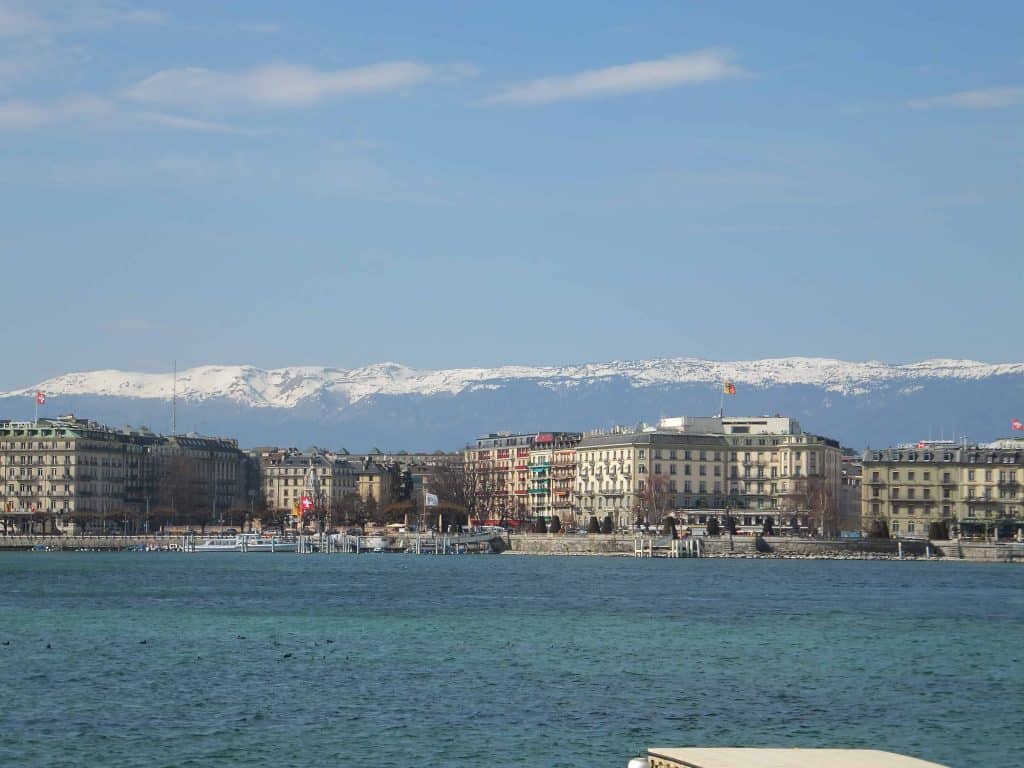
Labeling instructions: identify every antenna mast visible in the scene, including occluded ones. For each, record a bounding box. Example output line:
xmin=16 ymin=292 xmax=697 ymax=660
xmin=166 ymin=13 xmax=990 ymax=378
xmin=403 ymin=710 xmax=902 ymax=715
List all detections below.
xmin=172 ymin=360 xmax=177 ymax=436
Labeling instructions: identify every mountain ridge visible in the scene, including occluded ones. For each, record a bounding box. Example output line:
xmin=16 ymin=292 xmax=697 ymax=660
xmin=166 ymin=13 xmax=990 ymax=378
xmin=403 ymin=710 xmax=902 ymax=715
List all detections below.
xmin=2 ymin=357 xmax=1022 ymax=450
xmin=5 ymin=356 xmax=1024 ymax=409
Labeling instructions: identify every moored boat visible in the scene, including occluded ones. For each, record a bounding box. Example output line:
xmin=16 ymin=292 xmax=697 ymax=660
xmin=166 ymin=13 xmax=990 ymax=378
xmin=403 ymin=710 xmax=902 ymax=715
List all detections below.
xmin=194 ymin=533 xmax=297 ymax=553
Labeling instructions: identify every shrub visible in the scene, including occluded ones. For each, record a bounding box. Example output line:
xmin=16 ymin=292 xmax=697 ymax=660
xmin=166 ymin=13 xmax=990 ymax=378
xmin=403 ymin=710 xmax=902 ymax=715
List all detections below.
xmin=600 ymin=515 xmax=614 ymax=534
xmin=724 ymin=515 xmax=737 ymax=535
xmin=927 ymin=520 xmax=950 ymax=540
xmin=587 ymin=516 xmax=601 ymax=534
xmin=533 ymin=518 xmax=547 ymax=534
xmin=706 ymin=516 xmax=721 ymax=536
xmin=549 ymin=516 xmax=562 ymax=534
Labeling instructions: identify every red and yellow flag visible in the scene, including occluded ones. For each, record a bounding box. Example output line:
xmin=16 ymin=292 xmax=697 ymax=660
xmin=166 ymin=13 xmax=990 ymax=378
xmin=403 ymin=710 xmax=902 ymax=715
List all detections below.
xmin=723 ymin=381 xmax=736 ymax=395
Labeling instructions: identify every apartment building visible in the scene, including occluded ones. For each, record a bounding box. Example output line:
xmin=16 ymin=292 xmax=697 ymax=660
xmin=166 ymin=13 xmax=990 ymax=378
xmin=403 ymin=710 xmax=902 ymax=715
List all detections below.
xmin=465 ymin=432 xmax=535 ymax=522
xmin=257 ymin=447 xmax=357 ymax=520
xmin=574 ymin=416 xmax=842 ymax=531
xmin=526 ymin=432 xmax=583 ymax=524
xmin=861 ymin=439 xmax=1024 ymax=538
xmin=0 ymin=415 xmax=249 ymax=534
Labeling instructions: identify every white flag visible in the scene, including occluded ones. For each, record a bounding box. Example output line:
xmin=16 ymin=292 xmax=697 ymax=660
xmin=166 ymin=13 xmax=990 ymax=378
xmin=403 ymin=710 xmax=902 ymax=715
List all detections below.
xmin=425 ymin=492 xmax=439 ymax=507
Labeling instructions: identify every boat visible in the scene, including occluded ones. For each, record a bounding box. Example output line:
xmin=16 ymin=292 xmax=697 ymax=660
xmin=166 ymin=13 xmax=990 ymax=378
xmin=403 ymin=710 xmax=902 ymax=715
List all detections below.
xmin=194 ymin=533 xmax=297 ymax=553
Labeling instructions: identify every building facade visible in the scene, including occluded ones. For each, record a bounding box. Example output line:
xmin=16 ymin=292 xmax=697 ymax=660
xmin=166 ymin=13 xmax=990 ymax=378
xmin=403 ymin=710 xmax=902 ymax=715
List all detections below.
xmin=527 ymin=432 xmax=583 ymax=524
xmin=574 ymin=416 xmax=842 ymax=532
xmin=861 ymin=439 xmax=1024 ymax=539
xmin=0 ymin=416 xmax=250 ymax=534
xmin=258 ymin=448 xmax=357 ymax=524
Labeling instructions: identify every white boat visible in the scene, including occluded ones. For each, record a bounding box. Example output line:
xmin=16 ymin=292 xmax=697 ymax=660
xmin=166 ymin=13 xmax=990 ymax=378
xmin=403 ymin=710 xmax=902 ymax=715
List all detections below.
xmin=194 ymin=533 xmax=297 ymax=553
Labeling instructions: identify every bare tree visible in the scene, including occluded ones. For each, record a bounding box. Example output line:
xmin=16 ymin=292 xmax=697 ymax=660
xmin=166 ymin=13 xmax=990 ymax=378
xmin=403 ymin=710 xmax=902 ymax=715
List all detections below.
xmin=638 ymin=474 xmax=675 ymax=528
xmin=784 ymin=476 xmax=840 ymax=537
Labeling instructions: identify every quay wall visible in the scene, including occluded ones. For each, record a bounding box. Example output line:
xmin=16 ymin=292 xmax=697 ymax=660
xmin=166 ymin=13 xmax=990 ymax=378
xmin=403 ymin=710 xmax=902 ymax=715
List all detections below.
xmin=0 ymin=535 xmax=181 ymax=551
xmin=508 ymin=534 xmax=933 ymax=558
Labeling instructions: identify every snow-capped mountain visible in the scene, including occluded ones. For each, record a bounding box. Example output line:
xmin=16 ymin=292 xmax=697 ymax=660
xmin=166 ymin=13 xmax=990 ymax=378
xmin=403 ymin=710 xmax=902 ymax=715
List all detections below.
xmin=2 ymin=357 xmax=1023 ymax=450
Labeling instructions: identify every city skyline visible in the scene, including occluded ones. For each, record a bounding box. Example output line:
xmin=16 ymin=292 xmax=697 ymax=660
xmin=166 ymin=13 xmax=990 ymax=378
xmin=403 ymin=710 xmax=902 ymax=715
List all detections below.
xmin=1 ymin=1 xmax=1021 ymax=387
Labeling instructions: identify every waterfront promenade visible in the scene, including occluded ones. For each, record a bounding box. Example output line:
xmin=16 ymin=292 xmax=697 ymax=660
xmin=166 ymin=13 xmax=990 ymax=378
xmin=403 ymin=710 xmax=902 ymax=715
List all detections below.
xmin=2 ymin=532 xmax=1021 ymax=561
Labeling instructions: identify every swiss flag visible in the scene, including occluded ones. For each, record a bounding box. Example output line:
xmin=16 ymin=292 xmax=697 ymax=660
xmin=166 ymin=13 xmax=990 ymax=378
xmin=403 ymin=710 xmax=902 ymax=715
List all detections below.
xmin=35 ymin=391 xmax=45 ymax=405
xmin=300 ymin=495 xmax=314 ymax=511
xmin=1012 ymin=418 xmax=1024 ymax=431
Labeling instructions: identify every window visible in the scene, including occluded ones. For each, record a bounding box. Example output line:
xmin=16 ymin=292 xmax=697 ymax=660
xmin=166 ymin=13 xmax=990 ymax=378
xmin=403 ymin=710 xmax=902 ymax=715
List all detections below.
xmin=908 ymin=471 xmax=916 ymax=481
xmin=968 ymin=470 xmax=975 ymax=481
xmin=653 ymin=463 xmax=662 ymax=474
xmin=892 ymin=521 xmax=900 ymax=533
xmin=892 ymin=488 xmax=899 ymax=499
xmin=923 ymin=471 xmax=930 ymax=481
xmin=670 ymin=464 xmax=677 ymax=475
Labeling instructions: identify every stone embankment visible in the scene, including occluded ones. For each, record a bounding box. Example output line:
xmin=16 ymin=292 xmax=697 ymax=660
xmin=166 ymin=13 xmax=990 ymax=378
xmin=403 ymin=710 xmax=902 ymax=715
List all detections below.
xmin=508 ymin=534 xmax=1023 ymax=561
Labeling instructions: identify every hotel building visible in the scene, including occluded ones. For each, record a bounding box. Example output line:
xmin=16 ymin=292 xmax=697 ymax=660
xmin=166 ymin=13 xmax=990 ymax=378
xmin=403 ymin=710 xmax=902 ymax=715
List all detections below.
xmin=861 ymin=439 xmax=1024 ymax=538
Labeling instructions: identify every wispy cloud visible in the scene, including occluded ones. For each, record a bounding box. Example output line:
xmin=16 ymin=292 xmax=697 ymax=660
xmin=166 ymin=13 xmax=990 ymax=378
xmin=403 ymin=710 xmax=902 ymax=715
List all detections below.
xmin=124 ymin=61 xmax=471 ymax=110
xmin=0 ymin=93 xmax=111 ymax=129
xmin=486 ymin=49 xmax=743 ymax=105
xmin=135 ymin=111 xmax=257 ymax=135
xmin=908 ymin=86 xmax=1024 ymax=110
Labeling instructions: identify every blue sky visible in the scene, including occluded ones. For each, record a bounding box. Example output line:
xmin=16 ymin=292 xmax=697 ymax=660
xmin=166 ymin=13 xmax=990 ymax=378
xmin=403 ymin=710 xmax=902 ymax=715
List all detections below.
xmin=1 ymin=1 xmax=1021 ymax=388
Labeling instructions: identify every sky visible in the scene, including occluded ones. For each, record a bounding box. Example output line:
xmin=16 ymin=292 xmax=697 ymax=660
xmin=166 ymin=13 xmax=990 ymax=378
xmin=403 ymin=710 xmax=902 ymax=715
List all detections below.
xmin=1 ymin=0 xmax=1021 ymax=389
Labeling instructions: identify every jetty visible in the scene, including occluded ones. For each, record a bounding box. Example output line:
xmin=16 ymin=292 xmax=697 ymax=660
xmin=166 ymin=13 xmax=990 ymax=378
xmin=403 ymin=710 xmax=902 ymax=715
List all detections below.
xmin=638 ymin=747 xmax=948 ymax=768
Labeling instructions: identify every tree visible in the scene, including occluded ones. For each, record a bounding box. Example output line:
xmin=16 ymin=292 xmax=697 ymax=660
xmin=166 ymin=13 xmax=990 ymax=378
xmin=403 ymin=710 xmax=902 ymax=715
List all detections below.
xmin=600 ymin=515 xmax=614 ymax=534
xmin=433 ymin=458 xmax=503 ymax=526
xmin=640 ymin=475 xmax=675 ymax=528
xmin=706 ymin=516 xmax=721 ymax=536
xmin=587 ymin=515 xmax=601 ymax=534
xmin=724 ymin=515 xmax=737 ymax=535
xmin=549 ymin=515 xmax=562 ymax=534
xmin=157 ymin=454 xmax=203 ymax=530
xmin=762 ymin=516 xmax=775 ymax=536
xmin=533 ymin=518 xmax=547 ymax=533
xmin=784 ymin=477 xmax=840 ymax=537
xmin=662 ymin=515 xmax=678 ymax=537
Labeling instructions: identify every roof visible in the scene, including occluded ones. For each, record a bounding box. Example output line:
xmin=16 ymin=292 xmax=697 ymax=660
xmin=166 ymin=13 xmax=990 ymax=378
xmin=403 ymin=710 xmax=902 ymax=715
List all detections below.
xmin=647 ymin=748 xmax=947 ymax=768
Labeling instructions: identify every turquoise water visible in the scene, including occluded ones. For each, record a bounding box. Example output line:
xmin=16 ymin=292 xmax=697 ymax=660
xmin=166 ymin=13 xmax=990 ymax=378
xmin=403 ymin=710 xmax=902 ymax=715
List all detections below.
xmin=0 ymin=554 xmax=1021 ymax=768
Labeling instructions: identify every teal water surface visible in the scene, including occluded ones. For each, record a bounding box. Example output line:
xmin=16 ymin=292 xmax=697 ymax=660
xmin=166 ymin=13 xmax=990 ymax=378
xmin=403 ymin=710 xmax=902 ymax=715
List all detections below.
xmin=0 ymin=554 xmax=1021 ymax=767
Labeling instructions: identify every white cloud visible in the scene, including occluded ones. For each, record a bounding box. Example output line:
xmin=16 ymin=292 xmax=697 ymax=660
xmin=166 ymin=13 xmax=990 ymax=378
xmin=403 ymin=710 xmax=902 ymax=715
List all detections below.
xmin=908 ymin=86 xmax=1024 ymax=110
xmin=124 ymin=60 xmax=464 ymax=110
xmin=486 ymin=49 xmax=743 ymax=105
xmin=0 ymin=93 xmax=111 ymax=129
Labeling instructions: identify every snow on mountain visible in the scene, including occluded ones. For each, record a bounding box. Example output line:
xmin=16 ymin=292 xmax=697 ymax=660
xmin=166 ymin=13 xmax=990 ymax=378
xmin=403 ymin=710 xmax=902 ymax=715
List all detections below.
xmin=5 ymin=357 xmax=1024 ymax=409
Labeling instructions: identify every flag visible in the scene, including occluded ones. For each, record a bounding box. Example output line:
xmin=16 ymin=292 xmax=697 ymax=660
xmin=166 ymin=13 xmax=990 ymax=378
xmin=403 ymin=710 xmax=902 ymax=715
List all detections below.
xmin=35 ymin=391 xmax=45 ymax=405
xmin=425 ymin=492 xmax=439 ymax=507
xmin=1012 ymin=418 xmax=1024 ymax=431
xmin=723 ymin=381 xmax=736 ymax=395
xmin=300 ymin=495 xmax=314 ymax=511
